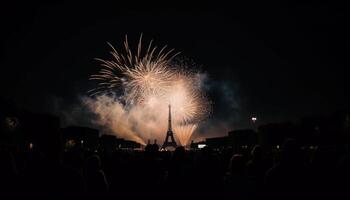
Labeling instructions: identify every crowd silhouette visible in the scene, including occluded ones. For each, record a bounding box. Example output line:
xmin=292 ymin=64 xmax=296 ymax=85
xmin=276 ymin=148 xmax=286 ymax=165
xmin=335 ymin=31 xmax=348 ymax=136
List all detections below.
xmin=1 ymin=136 xmax=349 ymax=199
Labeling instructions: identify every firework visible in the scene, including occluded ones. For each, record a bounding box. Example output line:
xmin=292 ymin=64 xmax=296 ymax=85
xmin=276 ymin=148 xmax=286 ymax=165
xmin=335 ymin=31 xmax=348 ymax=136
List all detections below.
xmin=89 ymin=35 xmax=178 ymax=103
xmin=88 ymin=35 xmax=210 ymax=145
xmin=174 ymin=124 xmax=198 ymax=146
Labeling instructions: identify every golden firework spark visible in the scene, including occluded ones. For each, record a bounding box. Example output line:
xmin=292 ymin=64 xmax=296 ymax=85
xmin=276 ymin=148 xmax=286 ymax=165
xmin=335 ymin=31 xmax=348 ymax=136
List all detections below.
xmin=174 ymin=124 xmax=198 ymax=146
xmin=89 ymin=35 xmax=210 ymax=145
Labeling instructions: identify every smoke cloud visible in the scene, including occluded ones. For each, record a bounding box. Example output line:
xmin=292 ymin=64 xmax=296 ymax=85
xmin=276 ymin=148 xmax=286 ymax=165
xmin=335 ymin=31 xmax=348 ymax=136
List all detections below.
xmin=50 ymin=73 xmax=239 ymax=145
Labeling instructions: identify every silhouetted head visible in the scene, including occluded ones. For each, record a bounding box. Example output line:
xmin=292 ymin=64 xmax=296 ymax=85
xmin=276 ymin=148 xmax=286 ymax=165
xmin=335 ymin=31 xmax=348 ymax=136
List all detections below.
xmin=281 ymin=138 xmax=300 ymax=163
xmin=86 ymin=154 xmax=101 ymax=171
xmin=151 ymin=143 xmax=159 ymax=152
xmin=175 ymin=146 xmax=185 ymax=154
xmin=251 ymin=145 xmax=263 ymax=160
xmin=229 ymin=154 xmax=245 ymax=174
xmin=145 ymin=144 xmax=152 ymax=152
xmin=144 ymin=143 xmax=159 ymax=158
xmin=173 ymin=146 xmax=185 ymax=160
xmin=201 ymin=146 xmax=214 ymax=157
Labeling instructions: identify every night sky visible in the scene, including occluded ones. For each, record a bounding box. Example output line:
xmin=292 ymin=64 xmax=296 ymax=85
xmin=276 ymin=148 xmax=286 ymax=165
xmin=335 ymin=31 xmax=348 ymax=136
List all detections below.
xmin=1 ymin=1 xmax=348 ymax=137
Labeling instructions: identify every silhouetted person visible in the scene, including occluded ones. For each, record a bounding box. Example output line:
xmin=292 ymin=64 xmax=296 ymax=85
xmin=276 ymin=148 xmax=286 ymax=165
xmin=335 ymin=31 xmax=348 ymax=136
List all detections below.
xmin=165 ymin=146 xmax=197 ymax=197
xmin=194 ymin=146 xmax=223 ymax=199
xmin=85 ymin=154 xmax=109 ymax=195
xmin=0 ymin=150 xmax=18 ymax=195
xmin=307 ymin=146 xmax=340 ymax=198
xmin=246 ymin=145 xmax=268 ymax=196
xmin=21 ymin=152 xmax=86 ymax=197
xmin=20 ymin=115 xmax=86 ymax=198
xmin=167 ymin=146 xmax=186 ymax=180
xmin=265 ymin=138 xmax=310 ymax=199
xmin=141 ymin=143 xmax=165 ymax=196
xmin=144 ymin=143 xmax=159 ymax=159
xmin=335 ymin=151 xmax=350 ymax=198
xmin=224 ymin=154 xmax=249 ymax=199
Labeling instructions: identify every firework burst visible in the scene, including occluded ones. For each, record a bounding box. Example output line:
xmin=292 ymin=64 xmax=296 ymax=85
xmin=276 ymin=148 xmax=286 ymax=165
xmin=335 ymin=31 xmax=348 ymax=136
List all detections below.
xmin=89 ymin=35 xmax=179 ymax=104
xmin=89 ymin=35 xmax=210 ymax=145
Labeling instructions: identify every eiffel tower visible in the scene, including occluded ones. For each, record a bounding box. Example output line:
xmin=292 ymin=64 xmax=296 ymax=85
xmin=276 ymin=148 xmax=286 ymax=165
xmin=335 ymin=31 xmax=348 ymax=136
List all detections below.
xmin=162 ymin=104 xmax=177 ymax=149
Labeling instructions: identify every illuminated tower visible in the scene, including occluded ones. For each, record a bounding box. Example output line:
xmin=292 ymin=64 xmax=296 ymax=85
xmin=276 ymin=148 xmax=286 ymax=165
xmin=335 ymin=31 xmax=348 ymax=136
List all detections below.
xmin=162 ymin=104 xmax=177 ymax=149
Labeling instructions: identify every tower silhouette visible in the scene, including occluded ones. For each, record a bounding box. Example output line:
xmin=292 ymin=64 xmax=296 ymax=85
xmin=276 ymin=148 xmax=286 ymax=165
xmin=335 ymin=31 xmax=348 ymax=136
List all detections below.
xmin=162 ymin=104 xmax=177 ymax=149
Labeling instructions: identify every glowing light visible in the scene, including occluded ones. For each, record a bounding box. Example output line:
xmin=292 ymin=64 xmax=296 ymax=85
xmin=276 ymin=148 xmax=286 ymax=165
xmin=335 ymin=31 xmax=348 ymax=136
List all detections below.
xmin=5 ymin=117 xmax=19 ymax=130
xmin=174 ymin=124 xmax=198 ymax=146
xmin=88 ymin=35 xmax=210 ymax=145
xmin=65 ymin=140 xmax=76 ymax=150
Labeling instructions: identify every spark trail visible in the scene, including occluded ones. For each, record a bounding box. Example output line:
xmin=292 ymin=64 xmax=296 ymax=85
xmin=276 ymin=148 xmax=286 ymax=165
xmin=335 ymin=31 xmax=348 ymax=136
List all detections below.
xmin=87 ymin=35 xmax=210 ymax=146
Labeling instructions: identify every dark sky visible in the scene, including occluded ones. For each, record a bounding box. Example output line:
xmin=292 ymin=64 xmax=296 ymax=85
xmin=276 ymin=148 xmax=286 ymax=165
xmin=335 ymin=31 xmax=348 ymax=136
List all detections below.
xmin=1 ymin=1 xmax=348 ymax=133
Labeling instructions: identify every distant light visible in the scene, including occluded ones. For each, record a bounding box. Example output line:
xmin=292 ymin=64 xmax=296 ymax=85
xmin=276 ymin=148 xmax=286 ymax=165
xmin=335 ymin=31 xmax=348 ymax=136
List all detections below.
xmin=5 ymin=117 xmax=19 ymax=130
xmin=81 ymin=140 xmax=84 ymax=144
xmin=276 ymin=145 xmax=280 ymax=149
xmin=251 ymin=117 xmax=257 ymax=122
xmin=66 ymin=139 xmax=76 ymax=149
xmin=29 ymin=143 xmax=33 ymax=149
xmin=198 ymin=144 xmax=206 ymax=149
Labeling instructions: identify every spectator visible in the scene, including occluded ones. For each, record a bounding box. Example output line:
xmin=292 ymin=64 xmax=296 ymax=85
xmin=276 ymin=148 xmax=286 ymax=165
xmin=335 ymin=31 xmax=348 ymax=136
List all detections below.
xmin=85 ymin=154 xmax=109 ymax=195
